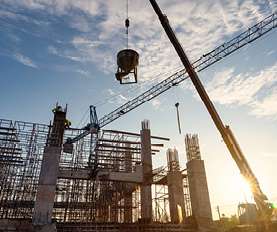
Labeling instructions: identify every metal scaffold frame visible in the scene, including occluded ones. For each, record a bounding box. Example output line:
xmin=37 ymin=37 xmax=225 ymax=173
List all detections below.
xmin=0 ymin=119 xmax=48 ymax=219
xmin=1 ymin=119 xmax=188 ymax=224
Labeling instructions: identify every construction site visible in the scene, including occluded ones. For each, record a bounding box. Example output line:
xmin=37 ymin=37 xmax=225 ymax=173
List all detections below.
xmin=0 ymin=115 xmax=208 ymax=231
xmin=0 ymin=0 xmax=276 ymax=232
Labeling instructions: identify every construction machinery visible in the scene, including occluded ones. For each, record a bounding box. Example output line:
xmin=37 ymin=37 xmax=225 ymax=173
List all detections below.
xmin=148 ymin=0 xmax=274 ymax=230
xmin=115 ymin=0 xmax=139 ymax=84
xmin=238 ymin=203 xmax=258 ymax=225
xmin=115 ymin=48 xmax=139 ymax=84
xmin=64 ymin=6 xmax=277 ymax=229
xmin=65 ymin=11 xmax=276 ymax=143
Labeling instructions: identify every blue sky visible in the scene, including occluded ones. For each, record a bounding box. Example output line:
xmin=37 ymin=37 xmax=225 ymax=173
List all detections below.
xmin=0 ymin=0 xmax=276 ymax=218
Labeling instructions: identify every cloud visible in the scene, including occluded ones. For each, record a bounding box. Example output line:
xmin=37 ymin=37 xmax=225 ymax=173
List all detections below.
xmin=151 ymin=99 xmax=161 ymax=110
xmin=48 ymin=46 xmax=58 ymax=55
xmin=60 ymin=0 xmax=275 ymax=84
xmin=251 ymin=88 xmax=277 ymax=118
xmin=69 ymin=15 xmax=91 ymax=32
xmin=76 ymin=69 xmax=90 ymax=77
xmin=52 ymin=0 xmax=276 ymax=118
xmin=207 ymin=63 xmax=277 ymax=118
xmin=48 ymin=45 xmax=84 ymax=63
xmin=2 ymin=0 xmax=276 ymax=117
xmin=1 ymin=0 xmax=100 ymax=16
xmin=103 ymin=88 xmax=129 ymax=105
xmin=0 ymin=9 xmax=28 ymax=21
xmin=13 ymin=52 xmax=38 ymax=68
xmin=72 ymin=37 xmax=103 ymax=47
xmin=4 ymin=0 xmax=274 ymax=80
xmin=267 ymin=50 xmax=275 ymax=56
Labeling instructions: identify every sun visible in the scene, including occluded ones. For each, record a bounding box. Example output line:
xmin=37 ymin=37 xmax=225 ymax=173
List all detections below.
xmin=233 ymin=174 xmax=254 ymax=203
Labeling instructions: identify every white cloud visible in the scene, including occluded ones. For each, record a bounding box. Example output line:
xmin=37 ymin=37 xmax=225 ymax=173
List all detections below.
xmin=267 ymin=50 xmax=275 ymax=56
xmin=4 ymin=0 xmax=273 ymax=81
xmin=69 ymin=15 xmax=90 ymax=32
xmin=48 ymin=46 xmax=58 ymax=55
xmin=72 ymin=37 xmax=103 ymax=48
xmin=62 ymin=0 xmax=274 ymax=83
xmin=63 ymin=0 xmax=276 ymax=118
xmin=107 ymin=88 xmax=115 ymax=95
xmin=48 ymin=45 xmax=85 ymax=63
xmin=13 ymin=52 xmax=38 ymax=68
xmin=103 ymin=88 xmax=129 ymax=105
xmin=1 ymin=0 xmax=100 ymax=16
xmin=0 ymin=9 xmax=28 ymax=20
xmin=151 ymin=99 xmax=161 ymax=110
xmin=2 ymin=0 xmax=276 ymax=118
xmin=207 ymin=63 xmax=277 ymax=118
xmin=118 ymin=94 xmax=128 ymax=101
xmin=251 ymin=88 xmax=277 ymax=118
xmin=76 ymin=69 xmax=90 ymax=77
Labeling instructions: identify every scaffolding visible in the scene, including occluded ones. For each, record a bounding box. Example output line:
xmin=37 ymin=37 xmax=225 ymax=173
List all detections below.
xmin=152 ymin=166 xmax=192 ymax=222
xmin=0 ymin=118 xmax=192 ymax=225
xmin=0 ymin=119 xmax=48 ymax=219
xmin=54 ymin=129 xmax=144 ymax=223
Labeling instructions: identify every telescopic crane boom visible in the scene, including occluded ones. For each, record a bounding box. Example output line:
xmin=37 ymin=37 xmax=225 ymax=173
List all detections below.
xmin=149 ymin=0 xmax=271 ymax=225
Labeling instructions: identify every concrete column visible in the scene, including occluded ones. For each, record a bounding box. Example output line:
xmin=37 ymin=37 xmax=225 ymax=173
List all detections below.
xmin=187 ymin=159 xmax=212 ymax=229
xmin=167 ymin=149 xmax=186 ymax=223
xmin=185 ymin=134 xmax=212 ymax=230
xmin=124 ymin=144 xmax=133 ymax=223
xmin=33 ymin=106 xmax=66 ymax=228
xmin=140 ymin=120 xmax=152 ymax=222
xmin=33 ymin=146 xmax=62 ymax=225
xmin=167 ymin=172 xmax=186 ymax=223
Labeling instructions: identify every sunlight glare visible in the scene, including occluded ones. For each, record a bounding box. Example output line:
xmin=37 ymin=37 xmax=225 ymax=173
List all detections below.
xmin=233 ymin=174 xmax=253 ymax=203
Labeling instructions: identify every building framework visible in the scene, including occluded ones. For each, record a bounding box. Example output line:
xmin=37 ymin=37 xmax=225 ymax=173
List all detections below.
xmin=0 ymin=118 xmax=194 ymax=226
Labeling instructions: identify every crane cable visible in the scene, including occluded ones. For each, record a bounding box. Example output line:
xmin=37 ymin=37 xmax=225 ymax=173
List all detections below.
xmin=125 ymin=0 xmax=130 ymax=48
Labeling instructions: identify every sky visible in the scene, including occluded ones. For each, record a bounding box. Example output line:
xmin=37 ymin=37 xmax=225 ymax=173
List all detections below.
xmin=0 ymin=0 xmax=276 ymax=219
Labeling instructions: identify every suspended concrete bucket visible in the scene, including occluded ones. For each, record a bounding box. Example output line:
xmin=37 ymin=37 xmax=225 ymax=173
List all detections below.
xmin=115 ymin=49 xmax=139 ymax=84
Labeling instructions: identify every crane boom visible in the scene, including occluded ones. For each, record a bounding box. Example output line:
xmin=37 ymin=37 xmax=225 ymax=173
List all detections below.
xmin=149 ymin=0 xmax=271 ymax=224
xmin=98 ymin=11 xmax=276 ymax=128
xmin=69 ymin=12 xmax=276 ymax=143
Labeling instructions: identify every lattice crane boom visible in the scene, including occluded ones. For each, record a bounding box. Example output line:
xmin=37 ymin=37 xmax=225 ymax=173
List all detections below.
xmin=98 ymin=11 xmax=276 ymax=128
xmin=68 ymin=11 xmax=276 ymax=144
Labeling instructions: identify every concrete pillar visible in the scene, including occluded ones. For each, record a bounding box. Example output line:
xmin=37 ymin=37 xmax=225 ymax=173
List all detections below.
xmin=33 ymin=146 xmax=62 ymax=225
xmin=33 ymin=106 xmax=66 ymax=228
xmin=187 ymin=160 xmax=212 ymax=227
xmin=140 ymin=120 xmax=152 ymax=222
xmin=124 ymin=144 xmax=133 ymax=223
xmin=185 ymin=134 xmax=212 ymax=230
xmin=167 ymin=148 xmax=186 ymax=223
xmin=110 ymin=156 xmax=120 ymax=223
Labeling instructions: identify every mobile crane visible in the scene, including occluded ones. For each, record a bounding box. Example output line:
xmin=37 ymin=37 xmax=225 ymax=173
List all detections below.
xmin=149 ymin=0 xmax=274 ymax=229
xmin=64 ymin=4 xmax=277 ymax=230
